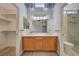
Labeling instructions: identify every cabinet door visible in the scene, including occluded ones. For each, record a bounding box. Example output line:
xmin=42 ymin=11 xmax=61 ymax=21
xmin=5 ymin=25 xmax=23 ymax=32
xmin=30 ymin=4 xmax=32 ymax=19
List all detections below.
xmin=34 ymin=39 xmax=43 ymax=50
xmin=22 ymin=37 xmax=35 ymax=51
xmin=47 ymin=38 xmax=57 ymax=51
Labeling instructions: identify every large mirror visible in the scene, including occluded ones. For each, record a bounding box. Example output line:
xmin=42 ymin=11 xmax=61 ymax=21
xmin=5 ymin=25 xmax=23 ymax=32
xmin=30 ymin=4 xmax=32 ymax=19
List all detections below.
xmin=23 ymin=16 xmax=48 ymax=33
xmin=31 ymin=20 xmax=47 ymax=33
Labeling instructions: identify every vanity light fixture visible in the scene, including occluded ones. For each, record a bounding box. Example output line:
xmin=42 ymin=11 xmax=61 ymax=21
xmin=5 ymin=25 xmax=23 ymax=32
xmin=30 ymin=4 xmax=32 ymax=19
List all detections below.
xmin=37 ymin=16 xmax=39 ymax=20
xmin=31 ymin=16 xmax=48 ymax=20
xmin=43 ymin=16 xmax=48 ymax=19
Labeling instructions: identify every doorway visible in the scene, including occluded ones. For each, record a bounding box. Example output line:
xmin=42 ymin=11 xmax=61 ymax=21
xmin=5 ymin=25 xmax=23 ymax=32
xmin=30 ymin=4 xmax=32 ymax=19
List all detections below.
xmin=62 ymin=3 xmax=79 ymax=56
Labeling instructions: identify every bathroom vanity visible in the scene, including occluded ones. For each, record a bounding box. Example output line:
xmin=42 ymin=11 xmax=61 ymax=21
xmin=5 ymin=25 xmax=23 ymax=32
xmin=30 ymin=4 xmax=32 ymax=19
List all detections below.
xmin=22 ymin=34 xmax=58 ymax=52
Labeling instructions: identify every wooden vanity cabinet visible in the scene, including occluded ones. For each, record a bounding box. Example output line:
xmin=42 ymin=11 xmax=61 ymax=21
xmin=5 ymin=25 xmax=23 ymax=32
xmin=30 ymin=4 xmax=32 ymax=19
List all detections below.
xmin=22 ymin=36 xmax=57 ymax=52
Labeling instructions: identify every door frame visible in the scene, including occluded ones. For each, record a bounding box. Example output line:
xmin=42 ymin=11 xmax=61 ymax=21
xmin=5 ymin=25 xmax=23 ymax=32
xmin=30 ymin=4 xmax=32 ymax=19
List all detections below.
xmin=12 ymin=3 xmax=19 ymax=56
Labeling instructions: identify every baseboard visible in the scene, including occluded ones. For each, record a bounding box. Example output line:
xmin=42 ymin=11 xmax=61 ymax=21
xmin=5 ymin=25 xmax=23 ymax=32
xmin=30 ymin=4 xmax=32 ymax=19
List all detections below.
xmin=7 ymin=46 xmax=16 ymax=48
xmin=0 ymin=45 xmax=8 ymax=50
xmin=57 ymin=50 xmax=60 ymax=56
xmin=8 ymin=45 xmax=16 ymax=47
xmin=23 ymin=49 xmax=57 ymax=51
xmin=20 ymin=50 xmax=24 ymax=56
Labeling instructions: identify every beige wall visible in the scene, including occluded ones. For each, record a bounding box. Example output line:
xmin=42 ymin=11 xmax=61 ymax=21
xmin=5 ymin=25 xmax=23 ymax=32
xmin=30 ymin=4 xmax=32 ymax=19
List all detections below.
xmin=8 ymin=18 xmax=16 ymax=31
xmin=0 ymin=20 xmax=8 ymax=49
xmin=7 ymin=32 xmax=16 ymax=47
xmin=0 ymin=32 xmax=8 ymax=49
xmin=0 ymin=19 xmax=16 ymax=49
xmin=0 ymin=20 xmax=9 ymax=31
xmin=0 ymin=3 xmax=17 ymax=50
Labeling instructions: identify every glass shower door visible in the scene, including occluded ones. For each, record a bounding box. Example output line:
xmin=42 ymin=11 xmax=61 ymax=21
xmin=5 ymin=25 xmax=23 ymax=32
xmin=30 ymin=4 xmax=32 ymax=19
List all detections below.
xmin=68 ymin=14 xmax=79 ymax=55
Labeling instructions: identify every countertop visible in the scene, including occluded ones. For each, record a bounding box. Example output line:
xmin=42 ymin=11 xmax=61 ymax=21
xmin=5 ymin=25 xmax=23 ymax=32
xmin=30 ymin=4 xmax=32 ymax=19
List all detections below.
xmin=22 ymin=33 xmax=57 ymax=36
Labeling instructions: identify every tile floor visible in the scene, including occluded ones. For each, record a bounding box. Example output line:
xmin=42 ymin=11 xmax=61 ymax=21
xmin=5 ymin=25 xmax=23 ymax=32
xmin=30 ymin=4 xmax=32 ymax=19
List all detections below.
xmin=22 ymin=51 xmax=58 ymax=56
xmin=0 ymin=47 xmax=58 ymax=56
xmin=0 ymin=47 xmax=16 ymax=56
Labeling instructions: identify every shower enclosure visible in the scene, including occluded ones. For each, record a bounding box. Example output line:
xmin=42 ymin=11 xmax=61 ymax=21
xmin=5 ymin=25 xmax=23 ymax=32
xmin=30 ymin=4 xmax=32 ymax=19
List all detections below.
xmin=67 ymin=13 xmax=79 ymax=55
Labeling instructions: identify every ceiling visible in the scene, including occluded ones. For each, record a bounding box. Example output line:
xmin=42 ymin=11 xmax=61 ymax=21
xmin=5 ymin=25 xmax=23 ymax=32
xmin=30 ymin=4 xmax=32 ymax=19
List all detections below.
xmin=24 ymin=3 xmax=55 ymax=9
